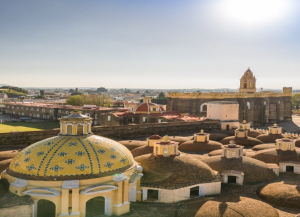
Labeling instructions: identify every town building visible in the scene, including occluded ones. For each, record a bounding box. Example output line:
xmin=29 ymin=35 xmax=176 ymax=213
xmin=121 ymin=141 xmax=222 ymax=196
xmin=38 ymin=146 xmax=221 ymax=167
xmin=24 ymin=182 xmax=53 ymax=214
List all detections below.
xmin=0 ymin=93 xmax=8 ymax=103
xmin=167 ymin=69 xmax=292 ymax=126
xmin=98 ymin=97 xmax=204 ymax=127
xmin=0 ymin=102 xmax=119 ymax=125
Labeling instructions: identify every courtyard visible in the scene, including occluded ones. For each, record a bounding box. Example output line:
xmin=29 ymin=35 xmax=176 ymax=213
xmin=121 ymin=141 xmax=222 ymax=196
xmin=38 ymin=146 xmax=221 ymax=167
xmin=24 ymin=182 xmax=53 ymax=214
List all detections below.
xmin=0 ymin=114 xmax=59 ymax=133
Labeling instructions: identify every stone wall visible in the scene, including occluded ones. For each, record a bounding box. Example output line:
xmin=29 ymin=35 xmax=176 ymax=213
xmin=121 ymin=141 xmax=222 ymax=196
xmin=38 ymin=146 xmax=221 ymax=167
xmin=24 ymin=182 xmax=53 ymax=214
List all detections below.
xmin=0 ymin=120 xmax=220 ymax=148
xmin=167 ymin=96 xmax=292 ymax=127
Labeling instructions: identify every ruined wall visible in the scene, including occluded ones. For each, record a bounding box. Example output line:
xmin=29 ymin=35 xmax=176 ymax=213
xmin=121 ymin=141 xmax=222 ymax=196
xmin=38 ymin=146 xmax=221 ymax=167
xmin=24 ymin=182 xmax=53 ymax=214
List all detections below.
xmin=0 ymin=120 xmax=220 ymax=147
xmin=167 ymin=96 xmax=292 ymax=127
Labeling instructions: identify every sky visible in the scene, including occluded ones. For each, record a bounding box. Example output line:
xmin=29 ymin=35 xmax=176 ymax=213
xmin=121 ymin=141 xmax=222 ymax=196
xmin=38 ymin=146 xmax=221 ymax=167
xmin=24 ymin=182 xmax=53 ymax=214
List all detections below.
xmin=1 ymin=0 xmax=300 ymax=89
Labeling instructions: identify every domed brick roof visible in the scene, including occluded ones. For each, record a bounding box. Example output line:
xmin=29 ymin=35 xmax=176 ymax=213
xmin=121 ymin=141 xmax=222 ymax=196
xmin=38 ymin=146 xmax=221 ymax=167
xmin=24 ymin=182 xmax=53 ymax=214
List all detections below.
xmin=221 ymin=136 xmax=263 ymax=147
xmin=255 ymin=134 xmax=283 ymax=143
xmin=202 ymin=156 xmax=277 ymax=184
xmin=258 ymin=182 xmax=300 ymax=208
xmin=251 ymin=148 xmax=300 ymax=164
xmin=179 ymin=140 xmax=223 ymax=153
xmin=131 ymin=145 xmax=153 ymax=157
xmin=134 ymin=154 xmax=216 ymax=189
xmin=194 ymin=197 xmax=279 ymax=217
xmin=118 ymin=140 xmax=147 ymax=151
xmin=7 ymin=135 xmax=135 ymax=180
xmin=252 ymin=143 xmax=276 ymax=151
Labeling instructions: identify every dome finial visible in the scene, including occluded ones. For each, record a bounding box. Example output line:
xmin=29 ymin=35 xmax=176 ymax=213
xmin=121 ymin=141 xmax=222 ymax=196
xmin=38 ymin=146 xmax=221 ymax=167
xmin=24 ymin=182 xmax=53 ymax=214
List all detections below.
xmin=71 ymin=110 xmax=81 ymax=114
xmin=161 ymin=135 xmax=170 ymax=143
xmin=229 ymin=140 xmax=236 ymax=146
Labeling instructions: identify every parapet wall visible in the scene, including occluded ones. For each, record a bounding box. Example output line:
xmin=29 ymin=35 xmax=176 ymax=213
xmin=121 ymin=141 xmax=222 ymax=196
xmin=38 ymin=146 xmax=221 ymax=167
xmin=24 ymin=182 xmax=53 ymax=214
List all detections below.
xmin=167 ymin=90 xmax=292 ymax=99
xmin=0 ymin=120 xmax=220 ymax=148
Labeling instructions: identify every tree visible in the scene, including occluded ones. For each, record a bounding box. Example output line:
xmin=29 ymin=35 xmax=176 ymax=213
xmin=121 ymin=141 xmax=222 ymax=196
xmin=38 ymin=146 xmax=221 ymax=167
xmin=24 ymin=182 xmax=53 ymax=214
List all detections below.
xmin=66 ymin=94 xmax=112 ymax=107
xmin=145 ymin=90 xmax=150 ymax=93
xmin=69 ymin=89 xmax=75 ymax=93
xmin=71 ymin=92 xmax=83 ymax=96
xmin=292 ymin=93 xmax=300 ymax=109
xmin=97 ymin=87 xmax=108 ymax=92
xmin=158 ymin=92 xmax=165 ymax=99
xmin=75 ymin=87 xmax=79 ymax=93
xmin=40 ymin=90 xmax=45 ymax=97
xmin=0 ymin=86 xmax=28 ymax=94
xmin=66 ymin=95 xmax=84 ymax=106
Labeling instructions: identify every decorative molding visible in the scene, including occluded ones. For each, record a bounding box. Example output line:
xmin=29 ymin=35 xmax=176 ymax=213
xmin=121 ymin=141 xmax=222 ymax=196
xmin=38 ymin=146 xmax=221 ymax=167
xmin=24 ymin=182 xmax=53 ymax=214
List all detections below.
xmin=62 ymin=180 xmax=79 ymax=189
xmin=113 ymin=173 xmax=128 ymax=182
xmin=22 ymin=187 xmax=61 ymax=197
xmin=80 ymin=184 xmax=118 ymax=195
xmin=135 ymin=165 xmax=143 ymax=171
xmin=129 ymin=173 xmax=143 ymax=184
xmin=11 ymin=178 xmax=28 ymax=188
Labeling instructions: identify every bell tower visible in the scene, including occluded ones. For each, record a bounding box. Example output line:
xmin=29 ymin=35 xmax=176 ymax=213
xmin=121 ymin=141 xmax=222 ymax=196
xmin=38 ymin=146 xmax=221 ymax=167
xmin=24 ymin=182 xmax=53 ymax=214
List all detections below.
xmin=239 ymin=68 xmax=256 ymax=93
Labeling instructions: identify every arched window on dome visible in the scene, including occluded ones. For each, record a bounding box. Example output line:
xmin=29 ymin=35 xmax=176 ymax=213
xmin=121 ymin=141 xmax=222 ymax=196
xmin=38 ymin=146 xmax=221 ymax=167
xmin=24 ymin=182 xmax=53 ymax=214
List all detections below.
xmin=85 ymin=123 xmax=91 ymax=134
xmin=77 ymin=124 xmax=84 ymax=135
xmin=67 ymin=125 xmax=73 ymax=135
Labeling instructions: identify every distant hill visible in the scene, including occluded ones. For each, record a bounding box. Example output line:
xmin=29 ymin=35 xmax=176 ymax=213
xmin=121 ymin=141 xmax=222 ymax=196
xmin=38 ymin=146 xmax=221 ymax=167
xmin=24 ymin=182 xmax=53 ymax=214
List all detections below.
xmin=0 ymin=86 xmax=28 ymax=98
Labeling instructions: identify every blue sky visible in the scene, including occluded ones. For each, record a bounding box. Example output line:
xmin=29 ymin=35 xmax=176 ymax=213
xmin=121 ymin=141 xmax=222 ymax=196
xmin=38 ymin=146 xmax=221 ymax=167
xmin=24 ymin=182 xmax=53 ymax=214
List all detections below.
xmin=1 ymin=0 xmax=300 ymax=89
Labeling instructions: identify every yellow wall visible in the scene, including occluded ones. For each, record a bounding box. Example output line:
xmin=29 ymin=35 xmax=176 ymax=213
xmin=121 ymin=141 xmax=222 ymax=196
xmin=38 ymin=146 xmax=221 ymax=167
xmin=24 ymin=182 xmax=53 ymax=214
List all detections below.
xmin=194 ymin=134 xmax=209 ymax=142
xmin=276 ymin=140 xmax=295 ymax=151
xmin=4 ymin=166 xmax=138 ymax=217
xmin=153 ymin=144 xmax=178 ymax=156
xmin=147 ymin=139 xmax=160 ymax=147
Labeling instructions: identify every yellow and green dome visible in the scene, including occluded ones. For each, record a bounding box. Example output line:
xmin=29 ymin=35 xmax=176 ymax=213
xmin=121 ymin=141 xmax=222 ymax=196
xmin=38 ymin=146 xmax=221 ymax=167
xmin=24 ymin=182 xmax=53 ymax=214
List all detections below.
xmin=7 ymin=135 xmax=135 ymax=180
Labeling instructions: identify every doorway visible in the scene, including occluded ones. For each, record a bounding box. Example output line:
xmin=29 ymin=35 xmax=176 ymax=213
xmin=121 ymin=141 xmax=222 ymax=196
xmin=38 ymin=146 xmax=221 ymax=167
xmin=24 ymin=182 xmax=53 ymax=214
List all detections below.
xmin=226 ymin=125 xmax=230 ymax=131
xmin=228 ymin=176 xmax=237 ymax=184
xmin=85 ymin=196 xmax=105 ymax=217
xmin=37 ymin=199 xmax=55 ymax=217
xmin=147 ymin=189 xmax=159 ymax=201
xmin=286 ymin=166 xmax=294 ymax=172
xmin=190 ymin=186 xmax=199 ymax=198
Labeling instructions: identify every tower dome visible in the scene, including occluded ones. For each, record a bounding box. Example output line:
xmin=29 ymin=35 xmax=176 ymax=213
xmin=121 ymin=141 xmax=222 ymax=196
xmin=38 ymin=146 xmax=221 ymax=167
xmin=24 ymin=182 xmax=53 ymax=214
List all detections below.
xmin=133 ymin=97 xmax=165 ymax=114
xmin=239 ymin=68 xmax=256 ymax=93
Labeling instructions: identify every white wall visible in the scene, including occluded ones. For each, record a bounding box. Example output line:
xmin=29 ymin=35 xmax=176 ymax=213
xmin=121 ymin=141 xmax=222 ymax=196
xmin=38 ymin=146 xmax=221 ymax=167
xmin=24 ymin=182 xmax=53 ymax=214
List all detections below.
xmin=279 ymin=162 xmax=300 ymax=174
xmin=142 ymin=182 xmax=221 ymax=203
xmin=207 ymin=102 xmax=239 ymax=121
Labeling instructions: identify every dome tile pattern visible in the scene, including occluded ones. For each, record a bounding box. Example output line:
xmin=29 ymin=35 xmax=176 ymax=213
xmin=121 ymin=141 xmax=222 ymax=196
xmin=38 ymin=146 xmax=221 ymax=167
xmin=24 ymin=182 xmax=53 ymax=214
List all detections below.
xmin=8 ymin=135 xmax=134 ymax=180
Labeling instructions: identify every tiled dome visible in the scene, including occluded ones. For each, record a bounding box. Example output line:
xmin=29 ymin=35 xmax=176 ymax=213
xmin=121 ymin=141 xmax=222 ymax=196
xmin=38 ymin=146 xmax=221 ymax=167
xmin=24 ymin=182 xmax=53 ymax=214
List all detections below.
xmin=135 ymin=103 xmax=165 ymax=113
xmin=7 ymin=135 xmax=135 ymax=180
